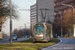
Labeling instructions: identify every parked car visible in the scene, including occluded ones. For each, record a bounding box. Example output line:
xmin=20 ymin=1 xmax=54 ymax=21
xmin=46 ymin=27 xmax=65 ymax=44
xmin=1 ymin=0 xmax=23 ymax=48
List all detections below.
xmin=9 ymin=34 xmax=17 ymax=41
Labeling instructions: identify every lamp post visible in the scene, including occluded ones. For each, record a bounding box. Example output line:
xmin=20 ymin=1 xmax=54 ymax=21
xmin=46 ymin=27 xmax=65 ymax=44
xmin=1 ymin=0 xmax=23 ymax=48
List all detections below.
xmin=55 ymin=10 xmax=62 ymax=38
xmin=62 ymin=3 xmax=75 ymax=37
xmin=59 ymin=11 xmax=62 ymax=38
xmin=25 ymin=23 xmax=26 ymax=34
xmin=10 ymin=0 xmax=12 ymax=46
xmin=24 ymin=22 xmax=30 ymax=34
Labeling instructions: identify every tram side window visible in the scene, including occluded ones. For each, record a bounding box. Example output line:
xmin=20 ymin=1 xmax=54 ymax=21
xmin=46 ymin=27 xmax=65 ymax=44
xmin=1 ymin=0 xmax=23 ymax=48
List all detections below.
xmin=0 ymin=26 xmax=2 ymax=32
xmin=0 ymin=29 xmax=1 ymax=32
xmin=74 ymin=2 xmax=75 ymax=5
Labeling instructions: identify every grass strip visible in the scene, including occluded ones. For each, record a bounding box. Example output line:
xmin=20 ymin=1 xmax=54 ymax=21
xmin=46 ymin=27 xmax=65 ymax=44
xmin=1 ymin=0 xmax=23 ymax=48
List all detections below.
xmin=0 ymin=38 xmax=59 ymax=50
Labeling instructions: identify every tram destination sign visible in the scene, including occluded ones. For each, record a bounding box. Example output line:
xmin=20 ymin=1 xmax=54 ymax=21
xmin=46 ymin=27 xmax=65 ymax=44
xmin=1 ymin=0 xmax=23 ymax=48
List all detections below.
xmin=36 ymin=24 xmax=44 ymax=27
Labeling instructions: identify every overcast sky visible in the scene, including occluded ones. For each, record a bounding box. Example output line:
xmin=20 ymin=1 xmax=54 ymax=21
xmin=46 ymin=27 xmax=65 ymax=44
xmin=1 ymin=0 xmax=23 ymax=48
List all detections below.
xmin=2 ymin=0 xmax=36 ymax=35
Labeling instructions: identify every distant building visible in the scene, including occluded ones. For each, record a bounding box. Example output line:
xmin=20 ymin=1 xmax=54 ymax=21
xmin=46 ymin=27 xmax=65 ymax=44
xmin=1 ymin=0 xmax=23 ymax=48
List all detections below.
xmin=30 ymin=4 xmax=37 ymax=27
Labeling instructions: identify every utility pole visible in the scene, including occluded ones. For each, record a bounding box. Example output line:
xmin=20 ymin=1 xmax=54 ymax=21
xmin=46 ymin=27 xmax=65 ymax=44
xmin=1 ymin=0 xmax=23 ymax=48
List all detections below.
xmin=20 ymin=26 xmax=22 ymax=30
xmin=55 ymin=10 xmax=62 ymax=38
xmin=25 ymin=23 xmax=26 ymax=34
xmin=10 ymin=0 xmax=12 ymax=46
xmin=20 ymin=26 xmax=22 ymax=37
xmin=60 ymin=11 xmax=62 ymax=38
xmin=61 ymin=13 xmax=62 ymax=38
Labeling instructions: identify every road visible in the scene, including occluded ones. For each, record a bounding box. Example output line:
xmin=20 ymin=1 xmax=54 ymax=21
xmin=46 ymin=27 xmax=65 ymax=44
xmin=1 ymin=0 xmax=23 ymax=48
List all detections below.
xmin=0 ymin=38 xmax=28 ymax=44
xmin=42 ymin=38 xmax=75 ymax=50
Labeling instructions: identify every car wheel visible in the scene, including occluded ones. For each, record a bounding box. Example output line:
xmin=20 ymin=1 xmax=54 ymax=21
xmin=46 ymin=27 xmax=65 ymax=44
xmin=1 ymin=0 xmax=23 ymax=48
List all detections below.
xmin=16 ymin=38 xmax=17 ymax=40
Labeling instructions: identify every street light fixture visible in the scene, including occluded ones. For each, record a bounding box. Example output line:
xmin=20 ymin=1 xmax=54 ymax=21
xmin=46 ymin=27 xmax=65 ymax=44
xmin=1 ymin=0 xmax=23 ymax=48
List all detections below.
xmin=62 ymin=3 xmax=75 ymax=37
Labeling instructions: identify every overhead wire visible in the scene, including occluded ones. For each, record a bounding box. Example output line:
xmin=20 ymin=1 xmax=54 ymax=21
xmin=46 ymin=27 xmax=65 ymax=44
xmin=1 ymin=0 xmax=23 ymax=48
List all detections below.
xmin=28 ymin=0 xmax=34 ymax=4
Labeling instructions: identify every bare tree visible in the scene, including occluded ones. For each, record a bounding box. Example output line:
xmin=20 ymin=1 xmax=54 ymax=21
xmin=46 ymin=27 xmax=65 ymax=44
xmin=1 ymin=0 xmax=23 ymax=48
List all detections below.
xmin=0 ymin=0 xmax=19 ymax=24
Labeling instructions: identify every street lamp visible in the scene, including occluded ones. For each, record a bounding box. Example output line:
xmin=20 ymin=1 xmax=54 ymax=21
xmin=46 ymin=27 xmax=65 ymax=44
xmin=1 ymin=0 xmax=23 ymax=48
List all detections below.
xmin=55 ymin=10 xmax=62 ymax=38
xmin=10 ymin=0 xmax=12 ymax=46
xmin=59 ymin=11 xmax=62 ymax=38
xmin=62 ymin=3 xmax=75 ymax=37
xmin=24 ymin=22 xmax=30 ymax=33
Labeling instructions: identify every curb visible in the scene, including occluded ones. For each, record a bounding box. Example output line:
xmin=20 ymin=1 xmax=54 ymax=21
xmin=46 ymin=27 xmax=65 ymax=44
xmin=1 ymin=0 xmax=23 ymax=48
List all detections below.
xmin=38 ymin=38 xmax=62 ymax=50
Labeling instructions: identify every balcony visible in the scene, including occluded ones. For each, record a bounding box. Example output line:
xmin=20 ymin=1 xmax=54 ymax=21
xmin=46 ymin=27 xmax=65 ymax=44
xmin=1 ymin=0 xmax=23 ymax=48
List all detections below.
xmin=54 ymin=0 xmax=62 ymax=3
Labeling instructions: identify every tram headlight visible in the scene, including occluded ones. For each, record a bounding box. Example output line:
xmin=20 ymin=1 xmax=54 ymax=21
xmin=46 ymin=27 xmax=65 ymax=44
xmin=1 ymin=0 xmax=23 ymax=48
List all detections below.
xmin=35 ymin=35 xmax=36 ymax=36
xmin=40 ymin=34 xmax=44 ymax=36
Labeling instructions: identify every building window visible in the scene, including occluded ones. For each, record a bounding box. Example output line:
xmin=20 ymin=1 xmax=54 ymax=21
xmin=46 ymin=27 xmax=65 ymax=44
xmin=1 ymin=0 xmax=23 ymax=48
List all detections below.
xmin=54 ymin=13 xmax=56 ymax=15
xmin=69 ymin=9 xmax=72 ymax=12
xmin=59 ymin=11 xmax=61 ymax=14
xmin=74 ymin=2 xmax=75 ymax=5
xmin=54 ymin=0 xmax=57 ymax=1
xmin=64 ymin=10 xmax=66 ymax=13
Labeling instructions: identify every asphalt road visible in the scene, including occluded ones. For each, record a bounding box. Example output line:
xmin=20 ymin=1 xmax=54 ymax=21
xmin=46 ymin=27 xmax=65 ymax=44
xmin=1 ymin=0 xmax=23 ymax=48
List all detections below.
xmin=42 ymin=38 xmax=75 ymax=50
xmin=0 ymin=38 xmax=28 ymax=44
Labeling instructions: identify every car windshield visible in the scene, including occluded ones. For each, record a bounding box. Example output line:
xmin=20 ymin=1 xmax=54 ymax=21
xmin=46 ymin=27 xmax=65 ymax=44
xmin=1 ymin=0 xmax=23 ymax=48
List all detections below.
xmin=12 ymin=35 xmax=16 ymax=37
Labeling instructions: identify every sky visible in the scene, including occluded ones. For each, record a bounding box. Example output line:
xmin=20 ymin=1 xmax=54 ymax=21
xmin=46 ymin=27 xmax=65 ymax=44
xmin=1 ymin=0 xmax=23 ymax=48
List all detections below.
xmin=2 ymin=0 xmax=36 ymax=35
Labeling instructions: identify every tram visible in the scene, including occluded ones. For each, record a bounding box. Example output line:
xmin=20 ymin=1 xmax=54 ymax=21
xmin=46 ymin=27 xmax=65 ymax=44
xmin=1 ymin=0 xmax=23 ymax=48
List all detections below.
xmin=32 ymin=22 xmax=53 ymax=42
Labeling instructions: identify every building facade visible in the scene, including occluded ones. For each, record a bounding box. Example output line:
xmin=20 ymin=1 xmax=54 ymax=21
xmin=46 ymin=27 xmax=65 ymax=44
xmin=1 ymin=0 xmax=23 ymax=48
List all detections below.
xmin=30 ymin=0 xmax=54 ymax=28
xmin=30 ymin=4 xmax=37 ymax=27
xmin=37 ymin=0 xmax=54 ymax=23
xmin=54 ymin=0 xmax=75 ymax=37
xmin=54 ymin=0 xmax=75 ymax=20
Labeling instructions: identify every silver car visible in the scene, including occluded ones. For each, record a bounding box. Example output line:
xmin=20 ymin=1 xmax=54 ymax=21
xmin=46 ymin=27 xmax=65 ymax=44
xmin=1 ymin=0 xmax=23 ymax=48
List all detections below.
xmin=9 ymin=34 xmax=17 ymax=41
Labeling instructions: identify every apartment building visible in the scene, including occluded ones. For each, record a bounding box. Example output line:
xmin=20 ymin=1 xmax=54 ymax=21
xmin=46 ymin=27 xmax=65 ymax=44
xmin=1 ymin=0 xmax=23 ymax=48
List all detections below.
xmin=54 ymin=0 xmax=75 ymax=37
xmin=30 ymin=4 xmax=37 ymax=27
xmin=54 ymin=0 xmax=75 ymax=19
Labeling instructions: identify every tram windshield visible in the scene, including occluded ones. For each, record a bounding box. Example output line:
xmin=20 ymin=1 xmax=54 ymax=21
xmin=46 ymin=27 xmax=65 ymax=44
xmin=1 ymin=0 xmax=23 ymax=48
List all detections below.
xmin=34 ymin=26 xmax=44 ymax=35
